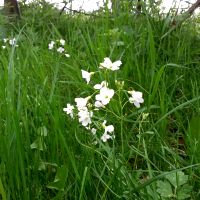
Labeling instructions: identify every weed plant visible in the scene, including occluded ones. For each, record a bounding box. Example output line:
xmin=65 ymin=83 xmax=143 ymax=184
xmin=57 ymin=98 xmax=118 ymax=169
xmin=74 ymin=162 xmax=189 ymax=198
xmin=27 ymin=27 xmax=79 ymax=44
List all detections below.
xmin=0 ymin=1 xmax=200 ymax=199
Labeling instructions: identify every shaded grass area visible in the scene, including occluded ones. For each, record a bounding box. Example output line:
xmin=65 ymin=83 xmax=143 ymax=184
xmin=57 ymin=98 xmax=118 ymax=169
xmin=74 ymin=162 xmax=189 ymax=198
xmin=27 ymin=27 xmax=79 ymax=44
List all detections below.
xmin=0 ymin=2 xmax=200 ymax=199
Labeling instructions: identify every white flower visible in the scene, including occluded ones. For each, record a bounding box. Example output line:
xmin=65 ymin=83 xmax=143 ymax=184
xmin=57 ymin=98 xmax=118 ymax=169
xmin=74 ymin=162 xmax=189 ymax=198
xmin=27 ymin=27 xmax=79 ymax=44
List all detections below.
xmin=57 ymin=47 xmax=65 ymax=53
xmin=60 ymin=39 xmax=65 ymax=46
xmin=102 ymin=120 xmax=114 ymax=134
xmin=48 ymin=41 xmax=55 ymax=50
xmin=9 ymin=38 xmax=16 ymax=46
xmin=78 ymin=108 xmax=93 ymax=127
xmin=91 ymin=128 xmax=97 ymax=135
xmin=3 ymin=38 xmax=8 ymax=43
xmin=101 ymin=120 xmax=115 ymax=142
xmin=101 ymin=133 xmax=112 ymax=142
xmin=94 ymin=81 xmax=108 ymax=90
xmin=65 ymin=54 xmax=70 ymax=58
xmin=128 ymin=90 xmax=144 ymax=108
xmin=63 ymin=103 xmax=74 ymax=118
xmin=2 ymin=46 xmax=6 ymax=49
xmin=99 ymin=57 xmax=122 ymax=71
xmin=75 ymin=96 xmax=90 ymax=110
xmin=95 ymin=87 xmax=114 ymax=106
xmin=105 ymin=124 xmax=114 ymax=133
xmin=81 ymin=70 xmax=94 ymax=84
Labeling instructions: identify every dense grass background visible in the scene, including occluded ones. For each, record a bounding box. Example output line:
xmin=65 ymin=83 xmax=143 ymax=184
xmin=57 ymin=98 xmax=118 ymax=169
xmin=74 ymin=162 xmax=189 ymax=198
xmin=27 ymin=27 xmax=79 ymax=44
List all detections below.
xmin=0 ymin=1 xmax=200 ymax=199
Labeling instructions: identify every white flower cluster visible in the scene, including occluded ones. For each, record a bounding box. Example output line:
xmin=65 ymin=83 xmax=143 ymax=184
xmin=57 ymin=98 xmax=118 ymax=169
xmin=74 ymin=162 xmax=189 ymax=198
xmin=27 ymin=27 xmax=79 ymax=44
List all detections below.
xmin=63 ymin=57 xmax=144 ymax=143
xmin=48 ymin=39 xmax=70 ymax=58
xmin=1 ymin=37 xmax=19 ymax=49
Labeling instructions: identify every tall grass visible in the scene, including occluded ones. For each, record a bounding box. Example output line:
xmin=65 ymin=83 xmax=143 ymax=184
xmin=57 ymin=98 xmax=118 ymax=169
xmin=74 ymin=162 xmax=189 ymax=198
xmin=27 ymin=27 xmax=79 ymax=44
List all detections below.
xmin=0 ymin=2 xmax=200 ymax=199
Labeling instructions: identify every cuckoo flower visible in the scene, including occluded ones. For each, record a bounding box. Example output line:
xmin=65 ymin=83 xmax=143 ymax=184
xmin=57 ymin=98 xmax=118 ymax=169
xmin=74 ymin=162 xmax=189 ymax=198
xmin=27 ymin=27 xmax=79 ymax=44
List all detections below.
xmin=81 ymin=70 xmax=94 ymax=84
xmin=48 ymin=41 xmax=55 ymax=50
xmin=57 ymin=47 xmax=65 ymax=53
xmin=99 ymin=57 xmax=122 ymax=71
xmin=128 ymin=90 xmax=144 ymax=108
xmin=78 ymin=107 xmax=93 ymax=127
xmin=94 ymin=81 xmax=108 ymax=90
xmin=60 ymin=39 xmax=65 ymax=46
xmin=9 ymin=38 xmax=16 ymax=46
xmin=95 ymin=87 xmax=114 ymax=106
xmin=75 ymin=96 xmax=91 ymax=110
xmin=101 ymin=121 xmax=115 ymax=142
xmin=63 ymin=103 xmax=75 ymax=118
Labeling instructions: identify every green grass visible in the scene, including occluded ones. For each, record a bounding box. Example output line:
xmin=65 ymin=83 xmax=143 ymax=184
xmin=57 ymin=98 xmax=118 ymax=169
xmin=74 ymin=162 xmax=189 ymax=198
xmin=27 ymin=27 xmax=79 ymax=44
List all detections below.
xmin=0 ymin=2 xmax=200 ymax=199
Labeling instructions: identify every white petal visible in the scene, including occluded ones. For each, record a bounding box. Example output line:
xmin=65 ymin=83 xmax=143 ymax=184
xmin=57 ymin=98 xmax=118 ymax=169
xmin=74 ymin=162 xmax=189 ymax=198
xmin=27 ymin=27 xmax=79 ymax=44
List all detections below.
xmin=129 ymin=97 xmax=134 ymax=103
xmin=81 ymin=70 xmax=89 ymax=78
xmin=95 ymin=101 xmax=104 ymax=108
xmin=111 ymin=60 xmax=122 ymax=71
xmin=95 ymin=94 xmax=102 ymax=101
xmin=75 ymin=97 xmax=89 ymax=108
xmin=105 ymin=125 xmax=114 ymax=133
xmin=65 ymin=54 xmax=70 ymax=58
xmin=113 ymin=60 xmax=122 ymax=67
xmin=60 ymin=39 xmax=65 ymax=45
xmin=94 ymin=84 xmax=102 ymax=89
xmin=63 ymin=108 xmax=68 ymax=112
xmin=134 ymin=101 xmax=140 ymax=108
xmin=100 ymin=57 xmax=112 ymax=69
xmin=101 ymin=98 xmax=110 ymax=105
xmin=94 ymin=81 xmax=108 ymax=89
xmin=138 ymin=97 xmax=144 ymax=103
xmin=133 ymin=91 xmax=143 ymax=98
xmin=101 ymin=133 xmax=112 ymax=142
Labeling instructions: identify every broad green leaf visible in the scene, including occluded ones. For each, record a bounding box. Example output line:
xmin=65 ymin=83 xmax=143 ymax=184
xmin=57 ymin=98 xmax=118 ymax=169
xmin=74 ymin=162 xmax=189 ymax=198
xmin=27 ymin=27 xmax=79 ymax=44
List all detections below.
xmin=166 ymin=171 xmax=188 ymax=187
xmin=47 ymin=165 xmax=68 ymax=191
xmin=157 ymin=180 xmax=173 ymax=198
xmin=177 ymin=184 xmax=193 ymax=200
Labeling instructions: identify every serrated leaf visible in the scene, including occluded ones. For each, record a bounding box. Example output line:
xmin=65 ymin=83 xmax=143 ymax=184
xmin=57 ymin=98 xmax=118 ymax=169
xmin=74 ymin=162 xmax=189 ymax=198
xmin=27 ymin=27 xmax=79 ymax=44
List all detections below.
xmin=166 ymin=171 xmax=188 ymax=187
xmin=30 ymin=138 xmax=46 ymax=151
xmin=177 ymin=184 xmax=193 ymax=200
xmin=157 ymin=180 xmax=173 ymax=198
xmin=47 ymin=165 xmax=68 ymax=191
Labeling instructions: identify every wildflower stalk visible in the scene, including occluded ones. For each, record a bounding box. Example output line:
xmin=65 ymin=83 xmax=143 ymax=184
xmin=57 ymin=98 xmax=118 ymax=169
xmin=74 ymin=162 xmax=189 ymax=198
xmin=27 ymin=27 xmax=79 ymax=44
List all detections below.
xmin=63 ymin=57 xmax=144 ymax=143
xmin=118 ymin=89 xmax=124 ymax=155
